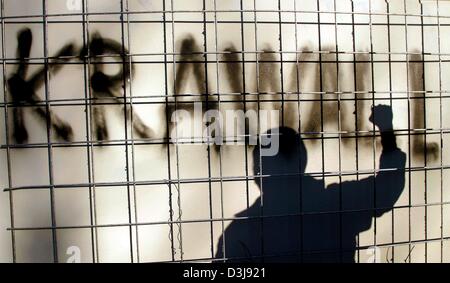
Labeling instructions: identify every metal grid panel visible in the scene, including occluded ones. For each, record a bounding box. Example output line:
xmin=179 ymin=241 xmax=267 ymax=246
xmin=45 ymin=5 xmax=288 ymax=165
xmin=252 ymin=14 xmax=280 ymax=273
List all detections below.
xmin=0 ymin=0 xmax=449 ymax=263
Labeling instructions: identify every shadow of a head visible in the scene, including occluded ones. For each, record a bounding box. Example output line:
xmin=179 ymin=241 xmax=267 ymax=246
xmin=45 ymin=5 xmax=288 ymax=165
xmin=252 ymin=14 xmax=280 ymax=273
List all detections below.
xmin=253 ymin=127 xmax=307 ymax=186
xmin=251 ymin=127 xmax=308 ymax=212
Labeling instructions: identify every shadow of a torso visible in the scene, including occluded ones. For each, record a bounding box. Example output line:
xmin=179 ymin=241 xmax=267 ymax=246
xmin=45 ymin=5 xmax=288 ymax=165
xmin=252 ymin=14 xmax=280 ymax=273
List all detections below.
xmin=216 ymin=140 xmax=406 ymax=263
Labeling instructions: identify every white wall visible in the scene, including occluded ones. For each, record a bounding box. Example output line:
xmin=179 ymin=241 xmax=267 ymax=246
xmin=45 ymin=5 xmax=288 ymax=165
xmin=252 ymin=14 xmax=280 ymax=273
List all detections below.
xmin=0 ymin=0 xmax=449 ymax=263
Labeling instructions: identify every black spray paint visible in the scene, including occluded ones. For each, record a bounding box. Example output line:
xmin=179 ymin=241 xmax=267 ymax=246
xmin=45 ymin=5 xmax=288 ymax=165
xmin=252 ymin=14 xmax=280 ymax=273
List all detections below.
xmin=8 ymin=28 xmax=75 ymax=144
xmin=8 ymin=29 xmax=440 ymax=162
xmin=81 ymin=32 xmax=153 ymax=141
xmin=408 ymin=52 xmax=439 ymax=161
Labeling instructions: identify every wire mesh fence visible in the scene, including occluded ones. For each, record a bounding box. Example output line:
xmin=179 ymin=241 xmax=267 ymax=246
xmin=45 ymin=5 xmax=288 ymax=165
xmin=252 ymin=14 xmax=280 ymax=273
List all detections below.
xmin=0 ymin=0 xmax=449 ymax=263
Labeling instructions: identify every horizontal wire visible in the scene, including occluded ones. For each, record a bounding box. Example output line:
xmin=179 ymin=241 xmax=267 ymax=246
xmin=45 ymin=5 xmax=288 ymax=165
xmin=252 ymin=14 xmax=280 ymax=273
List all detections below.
xmin=1 ymin=8 xmax=450 ymax=21
xmin=6 ymin=200 xmax=450 ymax=232
xmin=0 ymin=128 xmax=448 ymax=151
xmin=3 ymin=49 xmax=450 ymax=63
xmin=3 ymin=163 xmax=450 ymax=193
xmin=2 ymin=90 xmax=450 ymax=109
xmin=160 ymin=236 xmax=450 ymax=263
xmin=4 ymin=19 xmax=450 ymax=27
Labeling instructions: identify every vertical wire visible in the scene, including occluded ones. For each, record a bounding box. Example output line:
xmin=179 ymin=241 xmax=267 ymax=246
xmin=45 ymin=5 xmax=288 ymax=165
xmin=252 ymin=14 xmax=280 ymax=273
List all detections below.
xmin=419 ymin=0 xmax=429 ymax=263
xmin=332 ymin=0 xmax=344 ymax=263
xmin=162 ymin=0 xmax=176 ymax=262
xmin=385 ymin=0 xmax=395 ymax=263
xmin=0 ymin=0 xmax=16 ymax=263
xmin=350 ymin=0 xmax=361 ymax=263
xmin=170 ymin=0 xmax=184 ymax=262
xmin=86 ymin=0 xmax=100 ymax=263
xmin=278 ymin=0 xmax=285 ymax=127
xmin=368 ymin=0 xmax=378 ymax=262
xmin=316 ymin=0 xmax=326 ymax=261
xmin=239 ymin=0 xmax=251 ymax=212
xmin=41 ymin=0 xmax=59 ymax=263
xmin=435 ymin=0 xmax=444 ymax=263
xmin=252 ymin=0 xmax=264 ymax=261
xmin=81 ymin=0 xmax=99 ymax=263
xmin=124 ymin=0 xmax=140 ymax=263
xmin=119 ymin=0 xmax=135 ymax=263
xmin=403 ymin=0 xmax=413 ymax=263
xmin=369 ymin=1 xmax=377 ymax=262
xmin=278 ymin=0 xmax=287 ymax=260
xmin=293 ymin=0 xmax=304 ymax=263
xmin=212 ymin=0 xmax=226 ymax=261
xmin=201 ymin=0 xmax=216 ymax=261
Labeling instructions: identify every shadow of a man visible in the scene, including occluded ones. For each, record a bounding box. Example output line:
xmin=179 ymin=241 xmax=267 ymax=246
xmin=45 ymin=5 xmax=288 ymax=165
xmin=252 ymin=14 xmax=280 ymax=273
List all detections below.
xmin=215 ymin=105 xmax=406 ymax=262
